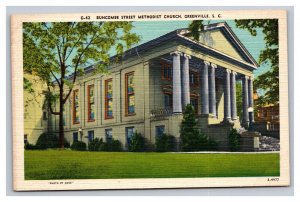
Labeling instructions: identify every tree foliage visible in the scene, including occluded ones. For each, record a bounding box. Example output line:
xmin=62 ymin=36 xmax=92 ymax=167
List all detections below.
xmin=235 ymin=19 xmax=279 ymax=105
xmin=180 ymin=104 xmax=217 ymax=151
xmin=187 ymin=20 xmax=204 ymax=41
xmin=23 ymin=22 xmax=140 ymax=148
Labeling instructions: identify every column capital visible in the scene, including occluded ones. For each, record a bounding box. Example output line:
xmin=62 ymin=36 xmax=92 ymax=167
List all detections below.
xmin=225 ymin=69 xmax=231 ymax=74
xmin=183 ymin=53 xmax=191 ymax=59
xmin=248 ymin=75 xmax=254 ymax=81
xmin=211 ymin=63 xmax=217 ymax=69
xmin=170 ymin=51 xmax=183 ymax=56
xmin=244 ymin=75 xmax=249 ymax=80
xmin=231 ymin=71 xmax=237 ymax=75
xmin=204 ymin=60 xmax=210 ymax=66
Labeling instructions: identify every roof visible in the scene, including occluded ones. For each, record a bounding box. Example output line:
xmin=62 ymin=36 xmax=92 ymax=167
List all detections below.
xmin=69 ymin=22 xmax=259 ymax=79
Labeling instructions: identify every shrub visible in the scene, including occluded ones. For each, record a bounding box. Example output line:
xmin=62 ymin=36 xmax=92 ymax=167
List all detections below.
xmin=229 ymin=129 xmax=240 ymax=151
xmin=155 ymin=134 xmax=176 ymax=152
xmin=128 ymin=132 xmax=145 ymax=152
xmin=180 ymin=104 xmax=218 ymax=151
xmin=35 ymin=133 xmax=70 ymax=149
xmin=71 ymin=141 xmax=87 ymax=151
xmin=88 ymin=138 xmax=104 ymax=151
xmin=24 ymin=142 xmax=37 ymax=150
xmin=196 ymin=133 xmax=218 ymax=151
xmin=101 ymin=139 xmax=123 ymax=152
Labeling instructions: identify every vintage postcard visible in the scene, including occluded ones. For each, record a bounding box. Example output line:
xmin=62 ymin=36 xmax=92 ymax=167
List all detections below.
xmin=11 ymin=10 xmax=289 ymax=191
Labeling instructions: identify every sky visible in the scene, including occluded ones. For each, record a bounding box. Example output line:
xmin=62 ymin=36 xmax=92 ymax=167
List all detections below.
xmin=130 ymin=20 xmax=270 ymax=78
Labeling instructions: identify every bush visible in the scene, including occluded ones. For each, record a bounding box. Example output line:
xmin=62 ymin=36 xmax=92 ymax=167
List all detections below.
xmin=229 ymin=129 xmax=240 ymax=151
xmin=180 ymin=104 xmax=218 ymax=151
xmin=24 ymin=142 xmax=37 ymax=150
xmin=128 ymin=132 xmax=145 ymax=152
xmin=155 ymin=134 xmax=176 ymax=152
xmin=35 ymin=133 xmax=70 ymax=149
xmin=88 ymin=138 xmax=104 ymax=151
xmin=101 ymin=139 xmax=123 ymax=152
xmin=196 ymin=133 xmax=218 ymax=151
xmin=71 ymin=141 xmax=87 ymax=151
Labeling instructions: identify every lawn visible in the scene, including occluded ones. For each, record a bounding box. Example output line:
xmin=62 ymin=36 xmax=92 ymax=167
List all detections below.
xmin=24 ymin=150 xmax=280 ymax=180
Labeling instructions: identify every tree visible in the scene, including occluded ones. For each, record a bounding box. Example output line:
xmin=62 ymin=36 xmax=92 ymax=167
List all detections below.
xmin=23 ymin=22 xmax=140 ymax=149
xmin=180 ymin=104 xmax=217 ymax=151
xmin=235 ymin=19 xmax=279 ymax=106
xmin=187 ymin=20 xmax=204 ymax=41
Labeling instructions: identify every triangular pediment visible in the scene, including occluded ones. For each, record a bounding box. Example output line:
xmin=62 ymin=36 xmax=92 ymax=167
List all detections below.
xmin=178 ymin=22 xmax=258 ymax=67
xmin=198 ymin=29 xmax=246 ymax=61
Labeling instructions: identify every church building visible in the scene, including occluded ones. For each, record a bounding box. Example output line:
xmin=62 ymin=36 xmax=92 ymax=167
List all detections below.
xmin=28 ymin=22 xmax=259 ymax=151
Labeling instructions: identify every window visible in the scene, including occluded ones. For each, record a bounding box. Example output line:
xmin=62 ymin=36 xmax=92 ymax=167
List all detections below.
xmin=155 ymin=125 xmax=165 ymax=139
xmin=73 ymin=90 xmax=80 ymax=124
xmin=125 ymin=72 xmax=135 ymax=116
xmin=73 ymin=132 xmax=78 ymax=142
xmin=125 ymin=127 xmax=135 ymax=147
xmin=88 ymin=130 xmax=94 ymax=143
xmin=161 ymin=60 xmax=172 ymax=80
xmin=105 ymin=129 xmax=113 ymax=143
xmin=87 ymin=85 xmax=95 ymax=122
xmin=105 ymin=79 xmax=113 ymax=119
xmin=190 ymin=96 xmax=199 ymax=114
xmin=164 ymin=93 xmax=173 ymax=109
xmin=189 ymin=70 xmax=199 ymax=86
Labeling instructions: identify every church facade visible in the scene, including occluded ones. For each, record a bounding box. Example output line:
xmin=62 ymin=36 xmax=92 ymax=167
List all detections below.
xmin=32 ymin=22 xmax=258 ymax=151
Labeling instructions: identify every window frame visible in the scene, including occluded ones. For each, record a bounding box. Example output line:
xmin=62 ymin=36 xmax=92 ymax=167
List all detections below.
xmin=87 ymin=130 xmax=94 ymax=143
xmin=125 ymin=127 xmax=135 ymax=147
xmin=105 ymin=79 xmax=114 ymax=119
xmin=72 ymin=89 xmax=80 ymax=124
xmin=105 ymin=128 xmax=113 ymax=143
xmin=164 ymin=91 xmax=173 ymax=109
xmin=73 ymin=132 xmax=78 ymax=142
xmin=125 ymin=72 xmax=136 ymax=116
xmin=87 ymin=84 xmax=95 ymax=122
xmin=155 ymin=125 xmax=165 ymax=139
xmin=161 ymin=60 xmax=172 ymax=80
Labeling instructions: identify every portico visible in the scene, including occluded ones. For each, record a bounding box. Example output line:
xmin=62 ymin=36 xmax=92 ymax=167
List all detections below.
xmin=168 ymin=51 xmax=255 ymax=127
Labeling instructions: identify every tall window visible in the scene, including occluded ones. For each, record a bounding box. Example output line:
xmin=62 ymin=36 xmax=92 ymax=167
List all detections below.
xmin=105 ymin=79 xmax=113 ymax=119
xmin=105 ymin=129 xmax=113 ymax=143
xmin=125 ymin=72 xmax=135 ymax=116
xmin=73 ymin=132 xmax=78 ymax=142
xmin=155 ymin=125 xmax=165 ymax=139
xmin=189 ymin=70 xmax=199 ymax=86
xmin=88 ymin=130 xmax=94 ymax=143
xmin=126 ymin=127 xmax=135 ymax=147
xmin=164 ymin=93 xmax=173 ymax=109
xmin=87 ymin=85 xmax=95 ymax=122
xmin=161 ymin=60 xmax=172 ymax=80
xmin=73 ymin=90 xmax=80 ymax=124
xmin=190 ymin=95 xmax=199 ymax=114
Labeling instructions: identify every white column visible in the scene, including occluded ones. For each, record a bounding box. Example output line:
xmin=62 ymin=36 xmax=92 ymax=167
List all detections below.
xmin=248 ymin=76 xmax=255 ymax=123
xmin=209 ymin=63 xmax=217 ymax=117
xmin=224 ymin=69 xmax=231 ymax=122
xmin=242 ymin=75 xmax=249 ymax=127
xmin=231 ymin=71 xmax=237 ymax=120
xmin=171 ymin=51 xmax=183 ymax=113
xmin=201 ymin=61 xmax=209 ymax=114
xmin=182 ymin=54 xmax=191 ymax=108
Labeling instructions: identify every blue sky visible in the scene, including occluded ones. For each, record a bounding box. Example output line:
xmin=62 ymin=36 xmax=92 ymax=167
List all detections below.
xmin=130 ymin=20 xmax=270 ymax=78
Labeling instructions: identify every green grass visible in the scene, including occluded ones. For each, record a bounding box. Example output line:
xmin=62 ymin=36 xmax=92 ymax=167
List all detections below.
xmin=24 ymin=150 xmax=280 ymax=180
